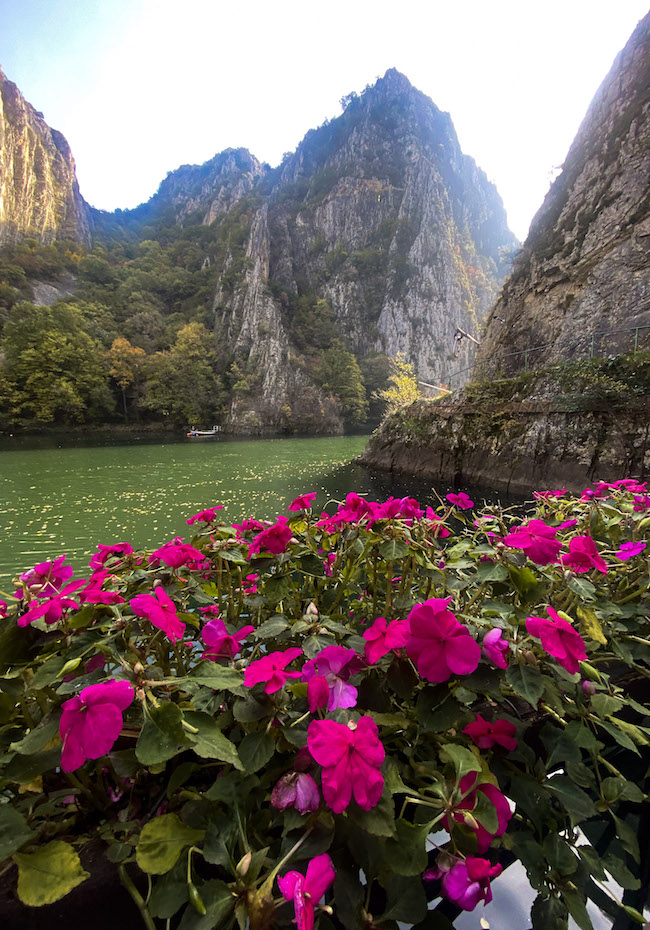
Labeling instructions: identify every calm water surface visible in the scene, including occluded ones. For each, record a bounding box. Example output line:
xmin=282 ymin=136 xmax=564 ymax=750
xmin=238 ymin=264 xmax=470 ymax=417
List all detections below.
xmin=0 ymin=433 xmax=465 ymax=585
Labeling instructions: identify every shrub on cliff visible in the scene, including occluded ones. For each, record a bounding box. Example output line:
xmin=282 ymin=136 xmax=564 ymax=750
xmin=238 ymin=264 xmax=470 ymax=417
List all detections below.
xmin=0 ymin=482 xmax=649 ymax=929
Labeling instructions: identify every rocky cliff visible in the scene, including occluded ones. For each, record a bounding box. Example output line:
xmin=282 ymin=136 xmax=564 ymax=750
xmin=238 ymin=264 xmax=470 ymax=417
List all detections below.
xmin=0 ymin=67 xmax=91 ymax=246
xmin=477 ymin=11 xmax=650 ymax=377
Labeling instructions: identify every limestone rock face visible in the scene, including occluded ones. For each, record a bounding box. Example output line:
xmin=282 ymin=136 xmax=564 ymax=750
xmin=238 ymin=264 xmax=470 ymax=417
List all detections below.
xmin=478 ymin=12 xmax=650 ymax=375
xmin=0 ymin=67 xmax=91 ymax=245
xmin=208 ymin=70 xmax=517 ymax=429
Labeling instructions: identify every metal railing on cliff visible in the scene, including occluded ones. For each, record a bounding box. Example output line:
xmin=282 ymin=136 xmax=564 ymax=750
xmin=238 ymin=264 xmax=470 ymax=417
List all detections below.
xmin=447 ymin=323 xmax=650 ymax=386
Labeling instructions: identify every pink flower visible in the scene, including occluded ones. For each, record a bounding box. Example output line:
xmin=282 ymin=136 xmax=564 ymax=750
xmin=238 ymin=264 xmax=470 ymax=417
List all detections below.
xmin=526 ymin=607 xmax=587 ymax=674
xmin=533 ymin=489 xmax=566 ymax=500
xmin=88 ymin=543 xmax=133 ymax=572
xmin=150 ymin=540 xmax=205 ymax=569
xmin=482 ymin=628 xmax=510 ymax=669
xmin=559 ymin=519 xmax=578 ymax=530
xmin=375 ymin=496 xmax=423 ymax=521
xmin=308 ymin=717 xmax=385 ymax=813
xmin=271 ymin=772 xmax=320 ymax=814
xmin=615 ymin=541 xmax=647 ymax=561
xmin=130 ymin=588 xmax=186 ymax=642
xmin=633 ymin=494 xmax=650 ymax=513
xmin=302 ymin=645 xmax=363 ymax=711
xmin=323 ymin=553 xmax=336 ymax=576
xmin=202 ymin=618 xmax=254 ymax=660
xmin=232 ymin=518 xmax=265 ymax=538
xmin=306 ymin=675 xmax=330 ymax=712
xmin=406 ymin=598 xmax=481 ymax=683
xmin=447 ymin=492 xmax=474 ymax=510
xmin=463 ymin=714 xmax=517 ymax=751
xmin=560 ymin=535 xmax=608 ymax=574
xmin=502 ymin=519 xmax=561 ymax=565
xmin=427 ymin=856 xmax=503 ymax=911
xmin=19 ymin=555 xmax=74 ymax=598
xmin=425 ymin=507 xmax=451 ymax=537
xmin=448 ymin=772 xmax=512 ymax=852
xmin=363 ymin=617 xmax=409 ymax=664
xmin=0 ymin=601 xmax=7 ymax=618
xmin=248 ymin=516 xmax=293 ymax=556
xmin=18 ymin=579 xmax=85 ymax=627
xmin=244 ymin=648 xmax=303 ymax=693
xmin=288 ymin=492 xmax=317 ymax=512
xmin=59 ymin=679 xmax=134 ymax=772
xmin=198 ymin=604 xmax=220 ymax=617
xmin=79 ymin=571 xmax=125 ymax=606
xmin=186 ymin=506 xmax=223 ymax=525
xmin=278 ymin=853 xmax=335 ymax=930
xmin=243 ymin=573 xmax=258 ymax=594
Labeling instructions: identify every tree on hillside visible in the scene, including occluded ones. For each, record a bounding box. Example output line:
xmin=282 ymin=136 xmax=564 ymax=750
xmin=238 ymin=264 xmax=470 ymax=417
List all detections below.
xmin=142 ymin=322 xmax=225 ymax=426
xmin=375 ymin=352 xmax=420 ymax=417
xmin=317 ymin=340 xmax=368 ymax=427
xmin=1 ymin=303 xmax=114 ymax=426
xmin=108 ymin=337 xmax=146 ymax=421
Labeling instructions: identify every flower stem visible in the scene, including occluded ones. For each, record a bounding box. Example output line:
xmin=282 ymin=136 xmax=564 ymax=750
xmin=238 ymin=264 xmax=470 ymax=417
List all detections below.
xmin=118 ymin=865 xmax=156 ymax=930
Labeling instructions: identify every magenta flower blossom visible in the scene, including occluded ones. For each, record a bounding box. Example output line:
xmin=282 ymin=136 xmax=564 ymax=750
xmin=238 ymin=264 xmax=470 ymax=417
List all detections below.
xmin=615 ymin=541 xmax=647 ymax=561
xmin=375 ymin=496 xmax=423 ymax=522
xmin=243 ymin=573 xmax=258 ymax=594
xmin=88 ymin=543 xmax=133 ymax=572
xmin=425 ymin=506 xmax=451 ymax=537
xmin=502 ymin=519 xmax=562 ymax=565
xmin=559 ymin=519 xmax=578 ymax=530
xmin=482 ymin=628 xmax=510 ymax=669
xmin=248 ymin=516 xmax=293 ymax=556
xmin=446 ymin=491 xmax=474 ymax=510
xmin=308 ymin=717 xmax=385 ymax=813
xmin=633 ymin=494 xmax=650 ymax=512
xmin=560 ymin=535 xmax=608 ymax=574
xmin=526 ymin=606 xmax=587 ymax=674
xmin=278 ymin=853 xmax=335 ymax=930
xmin=463 ymin=714 xmax=517 ymax=751
xmin=198 ymin=604 xmax=220 ymax=617
xmin=448 ymin=772 xmax=512 ymax=853
xmin=60 ymin=679 xmax=134 ymax=772
xmin=19 ymin=555 xmax=74 ymax=598
xmin=271 ymin=772 xmax=320 ymax=814
xmin=150 ymin=540 xmax=205 ymax=569
xmin=323 ymin=552 xmax=337 ymax=576
xmin=232 ymin=518 xmax=265 ymax=538
xmin=302 ymin=645 xmax=363 ymax=711
xmin=79 ymin=571 xmax=125 ymax=606
xmin=0 ymin=601 xmax=7 ymax=618
xmin=426 ymin=856 xmax=503 ymax=911
xmin=406 ymin=598 xmax=481 ymax=683
xmin=306 ymin=675 xmax=330 ymax=712
xmin=363 ymin=617 xmax=410 ymax=664
xmin=533 ymin=488 xmax=566 ymax=500
xmin=18 ymin=579 xmax=85 ymax=627
xmin=288 ymin=492 xmax=317 ymax=512
xmin=186 ymin=506 xmax=223 ymax=525
xmin=244 ymin=648 xmax=303 ymax=693
xmin=201 ymin=617 xmax=254 ymax=660
xmin=130 ymin=588 xmax=186 ymax=642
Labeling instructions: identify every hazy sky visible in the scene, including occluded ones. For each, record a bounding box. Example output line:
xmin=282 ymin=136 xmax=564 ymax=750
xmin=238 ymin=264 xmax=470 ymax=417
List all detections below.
xmin=0 ymin=0 xmax=647 ymax=240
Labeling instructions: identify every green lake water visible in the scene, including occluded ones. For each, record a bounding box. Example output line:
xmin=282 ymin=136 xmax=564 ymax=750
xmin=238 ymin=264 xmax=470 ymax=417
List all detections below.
xmin=0 ymin=433 xmax=459 ymax=585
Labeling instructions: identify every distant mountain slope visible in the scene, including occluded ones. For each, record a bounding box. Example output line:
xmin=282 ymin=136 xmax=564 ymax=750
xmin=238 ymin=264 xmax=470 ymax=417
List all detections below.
xmin=477 ymin=11 xmax=650 ymax=375
xmin=0 ymin=67 xmax=90 ymax=246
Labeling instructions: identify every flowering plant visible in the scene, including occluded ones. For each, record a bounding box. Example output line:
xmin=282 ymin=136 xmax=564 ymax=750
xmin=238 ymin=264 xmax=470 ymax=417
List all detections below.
xmin=0 ymin=481 xmax=649 ymax=928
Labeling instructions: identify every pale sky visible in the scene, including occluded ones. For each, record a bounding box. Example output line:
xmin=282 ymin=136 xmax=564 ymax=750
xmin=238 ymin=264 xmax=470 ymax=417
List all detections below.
xmin=0 ymin=0 xmax=647 ymax=241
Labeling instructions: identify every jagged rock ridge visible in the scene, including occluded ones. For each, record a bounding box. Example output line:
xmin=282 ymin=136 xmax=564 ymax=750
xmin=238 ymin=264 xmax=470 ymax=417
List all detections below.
xmin=0 ymin=67 xmax=90 ymax=246
xmin=478 ymin=11 xmax=650 ymax=375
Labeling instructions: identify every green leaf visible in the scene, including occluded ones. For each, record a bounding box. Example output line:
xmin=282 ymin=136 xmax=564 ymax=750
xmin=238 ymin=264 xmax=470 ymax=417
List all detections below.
xmin=590 ymin=693 xmax=623 ymax=716
xmin=567 ymin=576 xmax=596 ymax=600
xmin=182 ymin=712 xmax=242 ymax=769
xmin=379 ymin=539 xmax=409 ymax=560
xmin=149 ymin=861 xmax=188 ymax=919
xmin=611 ymin=813 xmax=640 ymax=862
xmin=563 ymin=889 xmax=594 ymax=930
xmin=264 ymin=575 xmax=291 ymax=604
xmin=530 ymin=894 xmax=568 ymax=930
xmin=0 ymin=807 xmax=34 ymax=860
xmin=203 ymin=813 xmax=236 ymax=868
xmin=31 ymin=655 xmax=70 ymax=690
xmin=10 ymin=719 xmax=59 ymax=755
xmin=333 ymin=869 xmax=365 ymax=930
xmin=4 ymin=747 xmax=61 ymax=784
xmin=385 ymin=820 xmax=429 ymax=876
xmin=547 ymin=776 xmax=597 ymax=824
xmin=136 ymin=703 xmax=191 ymax=766
xmin=348 ymin=785 xmax=395 ymax=837
xmin=506 ymin=664 xmax=544 ymax=707
xmin=602 ymin=853 xmax=641 ymax=890
xmin=177 ymin=879 xmax=234 ymax=930
xmin=576 ymin=606 xmax=607 ymax=644
xmin=136 ymin=814 xmax=204 ymax=874
xmin=254 ymin=616 xmax=289 ymax=638
xmin=509 ymin=565 xmax=541 ymax=598
xmin=238 ymin=731 xmax=275 ymax=774
xmin=188 ymin=663 xmax=244 ymax=692
xmin=473 ymin=789 xmax=499 ymax=834
xmin=542 ymin=835 xmax=578 ymax=875
xmin=476 ymin=560 xmax=508 ymax=582
xmin=595 ymin=719 xmax=640 ymax=755
xmin=14 ymin=840 xmax=88 ymax=906
xmin=416 ymin=688 xmax=462 ymax=731
xmin=440 ymin=743 xmax=481 ymax=783
xmin=380 ymin=874 xmax=427 ymax=924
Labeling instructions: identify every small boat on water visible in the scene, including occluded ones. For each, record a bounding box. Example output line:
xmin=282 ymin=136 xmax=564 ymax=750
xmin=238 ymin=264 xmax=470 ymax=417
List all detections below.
xmin=186 ymin=425 xmax=222 ymax=437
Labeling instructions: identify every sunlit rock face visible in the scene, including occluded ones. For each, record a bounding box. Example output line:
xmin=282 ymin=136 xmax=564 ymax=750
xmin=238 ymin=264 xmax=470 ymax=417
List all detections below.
xmin=0 ymin=67 xmax=91 ymax=245
xmin=207 ymin=69 xmax=517 ymax=429
xmin=478 ymin=11 xmax=650 ymax=376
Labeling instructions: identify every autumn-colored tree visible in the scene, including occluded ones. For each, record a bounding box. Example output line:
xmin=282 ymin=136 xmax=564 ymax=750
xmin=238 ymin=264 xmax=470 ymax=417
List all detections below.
xmin=317 ymin=340 xmax=368 ymax=427
xmin=108 ymin=337 xmax=146 ymax=420
xmin=375 ymin=352 xmax=420 ymax=417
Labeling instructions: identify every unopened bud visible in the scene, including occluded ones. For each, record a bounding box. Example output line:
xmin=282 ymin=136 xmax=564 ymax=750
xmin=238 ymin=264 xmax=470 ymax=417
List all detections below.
xmin=305 ymin=601 xmax=318 ymax=616
xmin=136 ymin=688 xmax=146 ymax=702
xmin=582 ymin=680 xmax=596 ymax=697
xmin=462 ymin=811 xmax=479 ymax=830
xmin=236 ymin=851 xmax=252 ymax=877
xmin=133 ymin=662 xmax=144 ymax=676
xmin=522 ymin=650 xmax=538 ymax=667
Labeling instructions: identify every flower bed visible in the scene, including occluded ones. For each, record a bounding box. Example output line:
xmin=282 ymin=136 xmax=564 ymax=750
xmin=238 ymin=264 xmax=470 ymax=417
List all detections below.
xmin=0 ymin=482 xmax=649 ymax=929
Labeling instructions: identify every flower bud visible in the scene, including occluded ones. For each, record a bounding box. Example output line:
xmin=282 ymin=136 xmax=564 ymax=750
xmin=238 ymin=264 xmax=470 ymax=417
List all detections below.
xmin=133 ymin=661 xmax=144 ymax=676
xmin=236 ymin=852 xmax=252 ymax=877
xmin=582 ymin=680 xmax=596 ymax=697
xmin=305 ymin=601 xmax=318 ymax=616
